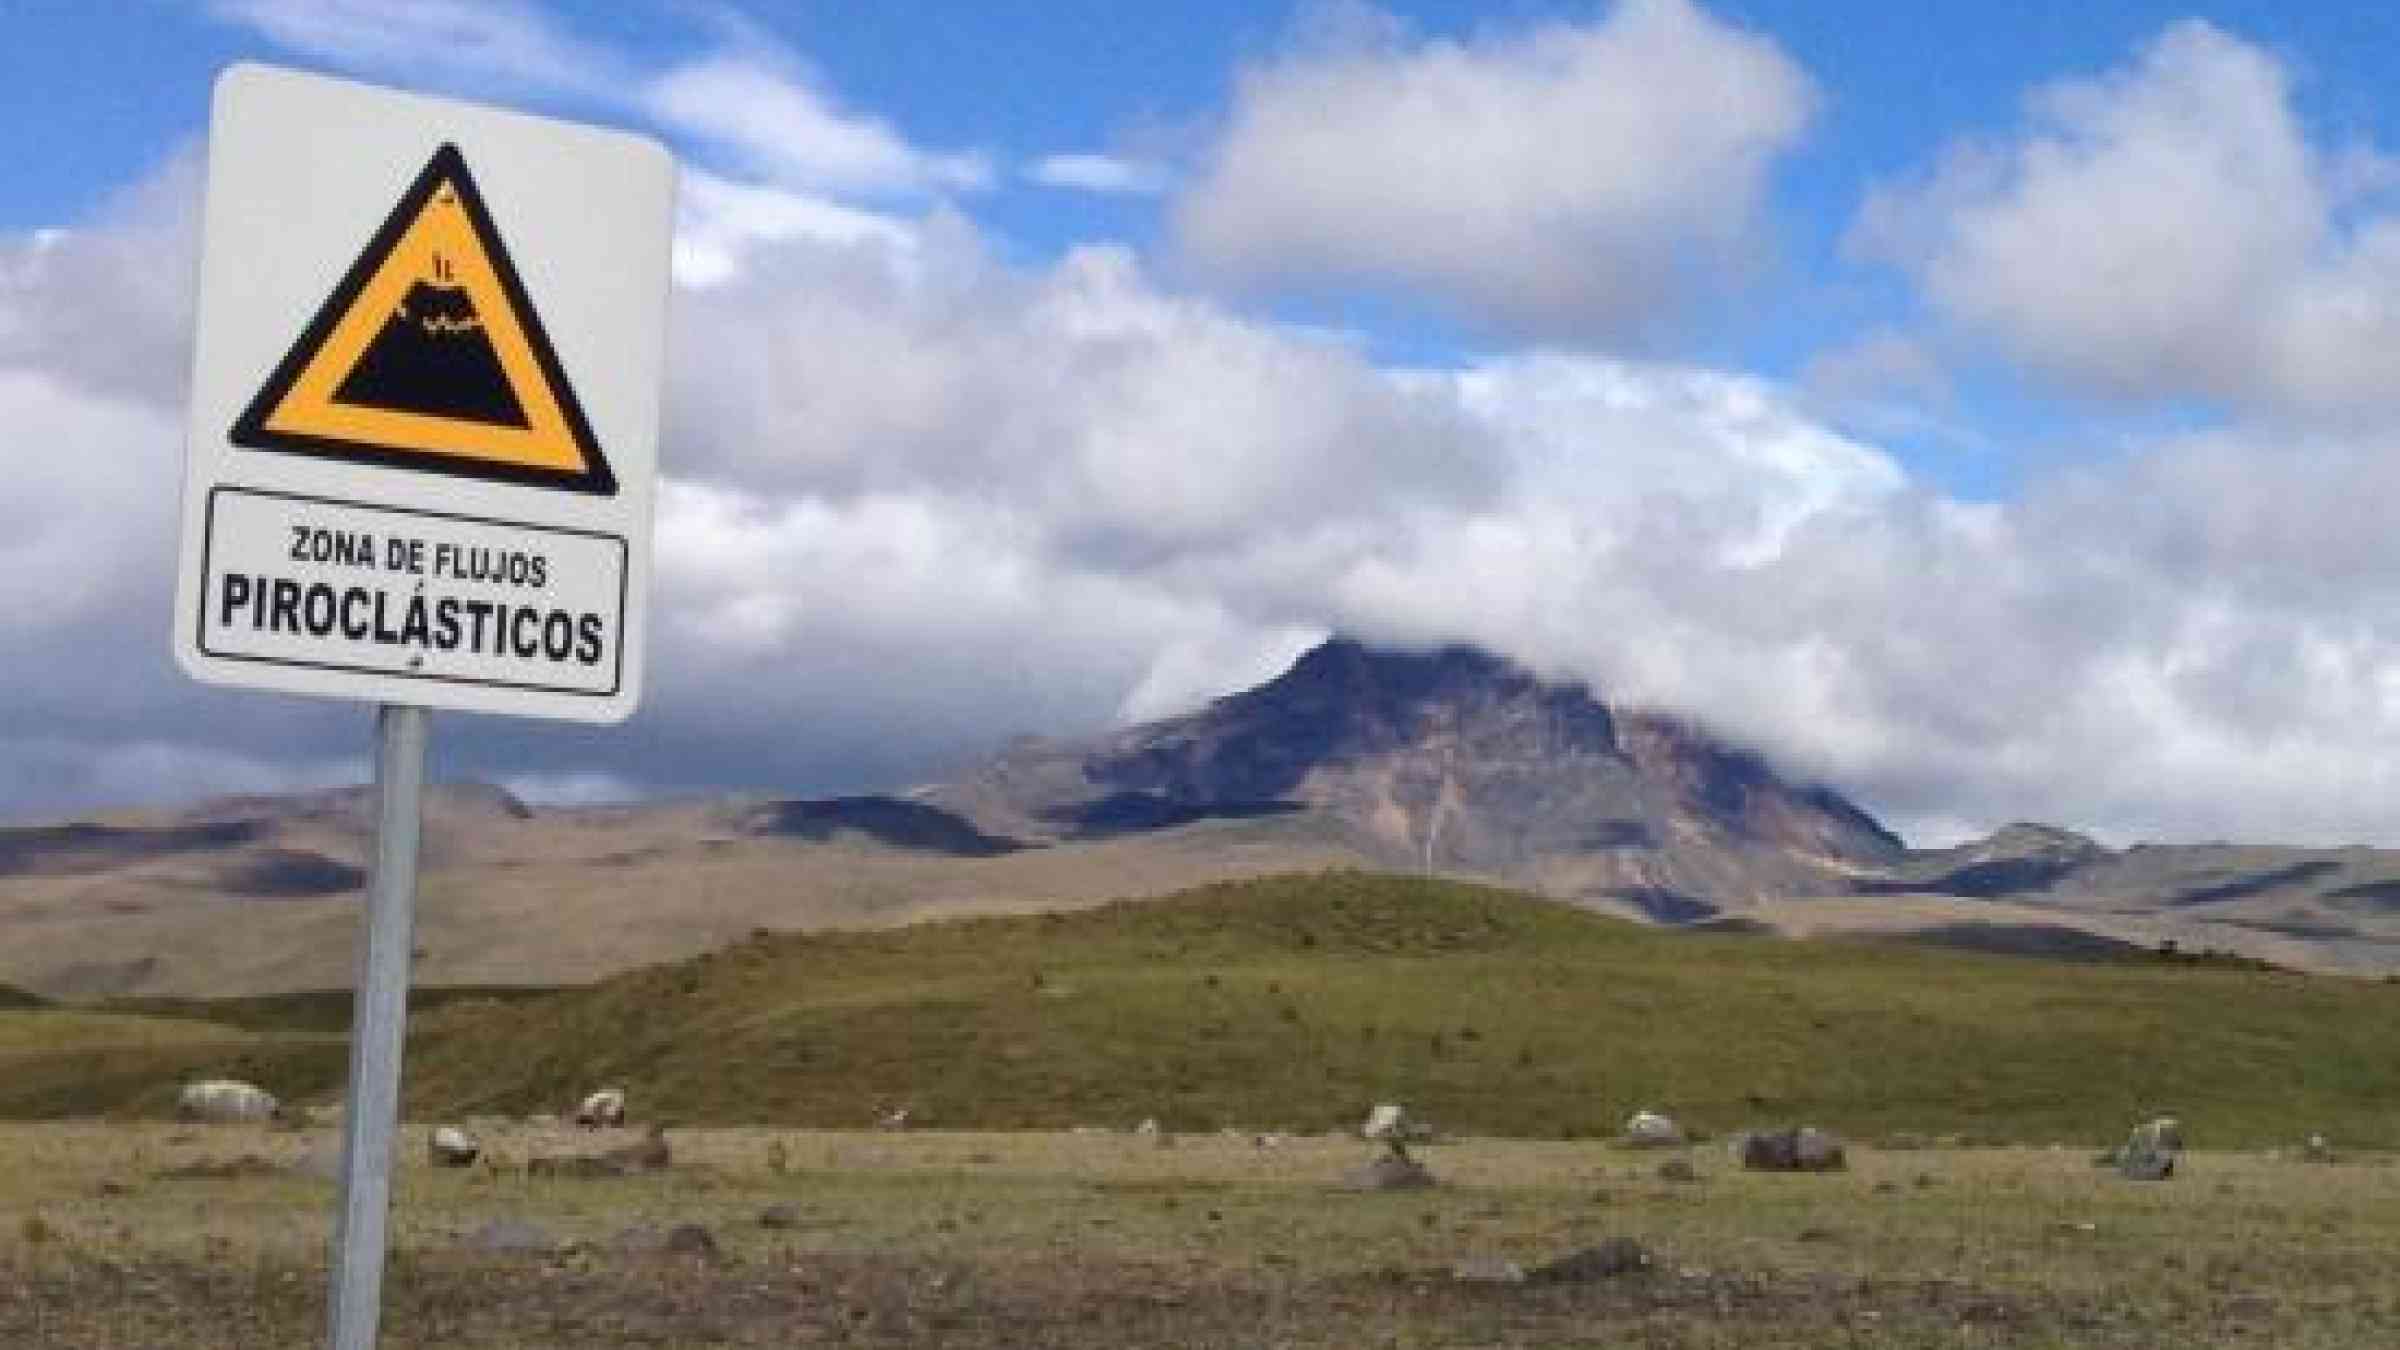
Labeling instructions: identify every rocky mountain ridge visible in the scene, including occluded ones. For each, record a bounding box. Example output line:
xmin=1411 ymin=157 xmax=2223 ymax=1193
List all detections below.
xmin=7 ymin=636 xmax=2400 ymax=994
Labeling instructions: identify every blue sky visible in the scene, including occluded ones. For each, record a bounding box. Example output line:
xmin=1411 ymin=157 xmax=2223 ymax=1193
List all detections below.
xmin=10 ymin=0 xmax=2396 ymax=500
xmin=10 ymin=1 xmax=2400 ymax=846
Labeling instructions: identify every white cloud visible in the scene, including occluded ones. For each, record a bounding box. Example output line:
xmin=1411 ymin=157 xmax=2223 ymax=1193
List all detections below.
xmin=672 ymin=168 xmax=918 ymax=289
xmin=1852 ymin=20 xmax=2400 ymax=418
xmin=1029 ymin=154 xmax=1171 ymax=196
xmin=1172 ymin=0 xmax=1816 ymax=341
xmin=643 ymin=55 xmax=991 ymax=197
xmin=207 ymin=0 xmax=628 ymax=97
xmin=25 ymin=144 xmax=2400 ymax=855
xmin=216 ymin=1 xmax=985 ymax=204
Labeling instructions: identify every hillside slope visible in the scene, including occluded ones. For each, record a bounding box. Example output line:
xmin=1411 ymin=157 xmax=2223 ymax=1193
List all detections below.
xmin=391 ymin=873 xmax=2400 ymax=1146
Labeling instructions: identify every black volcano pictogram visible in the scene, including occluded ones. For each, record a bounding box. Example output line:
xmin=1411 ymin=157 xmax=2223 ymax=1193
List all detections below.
xmin=229 ymin=144 xmax=619 ymax=496
xmin=331 ymin=263 xmax=531 ymax=427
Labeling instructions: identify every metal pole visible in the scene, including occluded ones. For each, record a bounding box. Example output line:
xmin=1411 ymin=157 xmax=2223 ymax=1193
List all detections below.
xmin=327 ymin=703 xmax=428 ymax=1350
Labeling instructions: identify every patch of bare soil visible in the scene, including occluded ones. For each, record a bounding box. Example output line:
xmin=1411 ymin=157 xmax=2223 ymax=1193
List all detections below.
xmin=0 ymin=1248 xmax=2220 ymax=1349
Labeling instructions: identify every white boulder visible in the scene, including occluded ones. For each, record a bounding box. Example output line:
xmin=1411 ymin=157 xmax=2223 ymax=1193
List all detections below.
xmin=176 ymin=1079 xmax=280 ymax=1124
xmin=1623 ymin=1109 xmax=1685 ymax=1147
xmin=573 ymin=1087 xmax=626 ymax=1129
xmin=428 ymin=1126 xmax=480 ymax=1167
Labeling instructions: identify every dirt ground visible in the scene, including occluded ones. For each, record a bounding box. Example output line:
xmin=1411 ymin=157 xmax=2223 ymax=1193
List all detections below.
xmin=3 ymin=1122 xmax=2397 ymax=1347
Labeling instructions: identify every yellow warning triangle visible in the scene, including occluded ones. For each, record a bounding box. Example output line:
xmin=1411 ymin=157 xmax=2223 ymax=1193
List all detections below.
xmin=231 ymin=143 xmax=616 ymax=495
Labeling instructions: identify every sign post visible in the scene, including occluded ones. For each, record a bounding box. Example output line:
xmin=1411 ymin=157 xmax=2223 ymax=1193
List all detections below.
xmin=328 ymin=704 xmax=426 ymax=1350
xmin=173 ymin=64 xmax=671 ymax=1348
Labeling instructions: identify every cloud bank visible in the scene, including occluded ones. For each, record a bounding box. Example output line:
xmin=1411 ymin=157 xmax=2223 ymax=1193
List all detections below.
xmin=10 ymin=8 xmax=2400 ymax=856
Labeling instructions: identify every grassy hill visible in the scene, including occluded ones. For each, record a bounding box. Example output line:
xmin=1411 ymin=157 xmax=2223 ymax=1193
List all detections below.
xmin=0 ymin=986 xmax=546 ymax=1118
xmin=7 ymin=871 xmax=2398 ymax=1143
xmin=393 ymin=871 xmax=2400 ymax=1147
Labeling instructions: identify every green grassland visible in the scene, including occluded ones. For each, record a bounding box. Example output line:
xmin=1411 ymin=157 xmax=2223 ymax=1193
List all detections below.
xmin=399 ymin=872 xmax=2400 ymax=1146
xmin=7 ymin=872 xmax=2399 ymax=1146
xmin=5 ymin=1123 xmax=2399 ymax=1347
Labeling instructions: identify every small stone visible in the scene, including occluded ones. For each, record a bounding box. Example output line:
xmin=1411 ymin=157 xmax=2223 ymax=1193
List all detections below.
xmin=429 ymin=1126 xmax=479 ymax=1168
xmin=1794 ymin=1127 xmax=1847 ymax=1171
xmin=1655 ymin=1157 xmax=1698 ymax=1183
xmin=2117 ymin=1148 xmax=2175 ymax=1181
xmin=758 ymin=1204 xmax=801 ymax=1230
xmin=1622 ymin=1109 xmax=1685 ymax=1148
xmin=664 ymin=1224 xmax=717 ymax=1258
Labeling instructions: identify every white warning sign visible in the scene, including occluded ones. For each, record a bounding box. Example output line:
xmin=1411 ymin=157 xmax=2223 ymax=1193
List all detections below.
xmin=173 ymin=64 xmax=671 ymax=722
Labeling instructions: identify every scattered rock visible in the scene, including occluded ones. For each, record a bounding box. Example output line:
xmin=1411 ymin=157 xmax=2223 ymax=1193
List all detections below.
xmin=1361 ymin=1103 xmax=1408 ymax=1141
xmin=1655 ymin=1157 xmax=1699 ymax=1183
xmin=1450 ymin=1256 xmax=1526 ymax=1284
xmin=572 ymin=1087 xmax=627 ymax=1129
xmin=1134 ymin=1117 xmax=1161 ymax=1136
xmin=175 ymin=1080 xmax=280 ymax=1124
xmin=1739 ymin=1127 xmax=1846 ymax=1172
xmin=1341 ymin=1154 xmax=1437 ymax=1191
xmin=2303 ymin=1133 xmax=2335 ymax=1163
xmin=664 ymin=1223 xmax=718 ymax=1258
xmin=464 ymin=1218 xmax=554 ymax=1253
xmin=2129 ymin=1116 xmax=2184 ymax=1154
xmin=1739 ymin=1130 xmax=1798 ymax=1171
xmin=1623 ymin=1109 xmax=1685 ymax=1148
xmin=1795 ymin=1127 xmax=1847 ymax=1171
xmin=2118 ymin=1148 xmax=2175 ymax=1181
xmin=428 ymin=1126 xmax=479 ymax=1168
xmin=877 ymin=1106 xmax=912 ymax=1131
xmin=1529 ymin=1237 xmax=1650 ymax=1283
xmin=758 ymin=1204 xmax=801 ymax=1230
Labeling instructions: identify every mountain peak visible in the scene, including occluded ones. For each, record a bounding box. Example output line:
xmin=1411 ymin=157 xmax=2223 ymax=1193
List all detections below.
xmin=943 ymin=634 xmax=1900 ymax=902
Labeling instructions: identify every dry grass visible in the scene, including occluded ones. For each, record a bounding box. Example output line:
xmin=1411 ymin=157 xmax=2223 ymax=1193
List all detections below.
xmin=0 ymin=813 xmax=1373 ymax=998
xmin=2 ymin=1121 xmax=2396 ymax=1346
